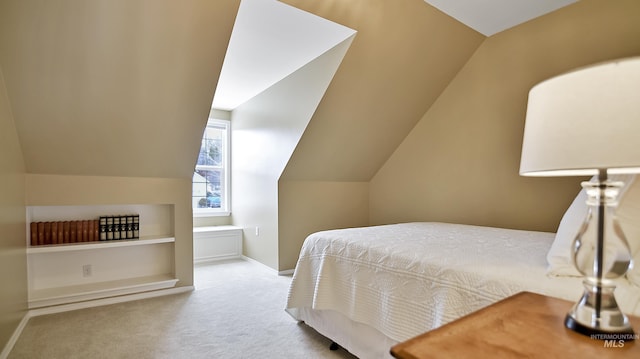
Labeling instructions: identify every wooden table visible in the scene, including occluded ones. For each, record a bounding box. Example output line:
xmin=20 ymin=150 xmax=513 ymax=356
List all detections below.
xmin=390 ymin=291 xmax=640 ymax=358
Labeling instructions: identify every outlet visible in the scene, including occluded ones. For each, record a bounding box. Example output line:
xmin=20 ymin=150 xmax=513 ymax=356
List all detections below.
xmin=82 ymin=264 xmax=92 ymax=277
xmin=255 ymin=226 xmax=260 ymax=236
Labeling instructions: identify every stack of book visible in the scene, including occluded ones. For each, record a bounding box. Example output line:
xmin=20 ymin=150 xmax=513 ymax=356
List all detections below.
xmin=98 ymin=214 xmax=140 ymax=241
xmin=30 ymin=220 xmax=99 ymax=246
xmin=30 ymin=214 xmax=140 ymax=246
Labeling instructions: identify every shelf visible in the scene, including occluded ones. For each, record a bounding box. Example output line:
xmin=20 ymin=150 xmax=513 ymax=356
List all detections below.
xmin=26 ymin=203 xmax=178 ymax=310
xmin=28 ymin=274 xmax=179 ymax=309
xmin=27 ymin=236 xmax=175 ymax=254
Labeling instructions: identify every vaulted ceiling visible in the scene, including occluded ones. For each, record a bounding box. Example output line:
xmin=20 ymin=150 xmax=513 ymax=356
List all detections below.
xmin=0 ymin=0 xmax=240 ymax=178
xmin=424 ymin=0 xmax=577 ymax=36
xmin=280 ymin=0 xmax=485 ymax=181
xmin=0 ymin=0 xmax=578 ymax=181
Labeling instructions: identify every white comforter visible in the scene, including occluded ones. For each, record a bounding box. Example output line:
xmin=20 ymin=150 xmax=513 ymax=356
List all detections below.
xmin=286 ymin=222 xmax=640 ymax=343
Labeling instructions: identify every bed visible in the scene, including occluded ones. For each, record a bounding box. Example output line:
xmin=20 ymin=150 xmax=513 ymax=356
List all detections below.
xmin=285 ymin=178 xmax=640 ymax=358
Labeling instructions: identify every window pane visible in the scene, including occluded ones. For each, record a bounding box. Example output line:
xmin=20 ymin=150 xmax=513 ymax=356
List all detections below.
xmin=193 ymin=169 xmax=223 ymax=208
xmin=196 ymin=126 xmax=224 ymax=167
xmin=193 ymin=119 xmax=229 ymax=214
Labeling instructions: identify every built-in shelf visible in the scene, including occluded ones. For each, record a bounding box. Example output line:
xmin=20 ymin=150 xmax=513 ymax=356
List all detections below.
xmin=26 ymin=204 xmax=178 ymax=309
xmin=27 ymin=236 xmax=175 ymax=254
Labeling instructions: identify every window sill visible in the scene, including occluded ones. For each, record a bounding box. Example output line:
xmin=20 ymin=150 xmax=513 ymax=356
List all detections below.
xmin=193 ymin=210 xmax=231 ymax=218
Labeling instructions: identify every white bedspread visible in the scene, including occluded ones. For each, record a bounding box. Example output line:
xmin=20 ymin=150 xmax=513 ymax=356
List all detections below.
xmin=286 ymin=222 xmax=640 ymax=343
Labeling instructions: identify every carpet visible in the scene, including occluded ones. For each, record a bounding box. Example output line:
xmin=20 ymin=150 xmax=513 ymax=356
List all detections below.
xmin=9 ymin=259 xmax=357 ymax=359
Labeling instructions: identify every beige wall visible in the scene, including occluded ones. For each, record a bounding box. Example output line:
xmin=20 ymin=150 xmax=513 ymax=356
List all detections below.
xmin=276 ymin=0 xmax=484 ymax=270
xmin=25 ymin=174 xmax=194 ymax=287
xmin=0 ymin=67 xmax=27 ymax=352
xmin=232 ymin=37 xmax=355 ymax=270
xmin=0 ymin=0 xmax=239 ymax=179
xmin=278 ymin=181 xmax=369 ymax=270
xmin=370 ymin=0 xmax=640 ymax=232
xmin=281 ymin=0 xmax=485 ymax=182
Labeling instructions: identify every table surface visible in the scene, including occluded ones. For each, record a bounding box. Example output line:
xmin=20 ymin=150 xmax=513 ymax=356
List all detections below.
xmin=390 ymin=291 xmax=640 ymax=359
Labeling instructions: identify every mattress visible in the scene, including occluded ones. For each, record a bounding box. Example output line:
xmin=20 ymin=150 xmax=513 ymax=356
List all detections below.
xmin=286 ymin=222 xmax=640 ymax=353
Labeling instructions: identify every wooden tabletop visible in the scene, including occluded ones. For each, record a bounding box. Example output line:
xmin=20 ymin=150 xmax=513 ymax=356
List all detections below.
xmin=390 ymin=291 xmax=640 ymax=359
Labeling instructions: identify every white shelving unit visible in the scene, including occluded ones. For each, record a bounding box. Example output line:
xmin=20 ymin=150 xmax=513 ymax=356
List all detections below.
xmin=26 ymin=204 xmax=178 ymax=309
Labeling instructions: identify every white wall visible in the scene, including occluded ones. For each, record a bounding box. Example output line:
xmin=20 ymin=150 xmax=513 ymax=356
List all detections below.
xmin=231 ymin=36 xmax=355 ymax=270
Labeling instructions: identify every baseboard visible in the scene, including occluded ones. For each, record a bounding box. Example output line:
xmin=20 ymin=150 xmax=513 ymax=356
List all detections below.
xmin=0 ymin=312 xmax=30 ymax=359
xmin=194 ymin=254 xmax=242 ymax=265
xmin=241 ymin=255 xmax=281 ymax=274
xmin=29 ymin=286 xmax=195 ymax=317
xmin=240 ymin=255 xmax=295 ymax=276
xmin=278 ymin=269 xmax=295 ymax=276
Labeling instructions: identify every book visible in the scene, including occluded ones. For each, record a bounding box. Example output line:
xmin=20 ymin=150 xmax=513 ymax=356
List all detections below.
xmin=106 ymin=216 xmax=114 ymax=240
xmin=63 ymin=221 xmax=70 ymax=243
xmin=120 ymin=215 xmax=128 ymax=240
xmin=126 ymin=215 xmax=134 ymax=239
xmin=133 ymin=214 xmax=139 ymax=239
xmin=70 ymin=221 xmax=77 ymax=243
xmin=88 ymin=220 xmax=94 ymax=242
xmin=99 ymin=217 xmax=107 ymax=241
xmin=113 ymin=216 xmax=121 ymax=240
xmin=57 ymin=221 xmax=64 ymax=244
xmin=44 ymin=222 xmax=51 ymax=245
xmin=93 ymin=219 xmax=99 ymax=241
xmin=51 ymin=222 xmax=58 ymax=244
xmin=37 ymin=222 xmax=44 ymax=245
xmin=82 ymin=220 xmax=89 ymax=242
xmin=30 ymin=222 xmax=37 ymax=246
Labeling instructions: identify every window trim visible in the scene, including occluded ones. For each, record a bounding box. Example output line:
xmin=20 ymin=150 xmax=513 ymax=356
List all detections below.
xmin=193 ymin=118 xmax=231 ymax=217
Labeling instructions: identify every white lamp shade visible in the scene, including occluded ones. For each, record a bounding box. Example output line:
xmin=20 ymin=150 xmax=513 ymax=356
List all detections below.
xmin=520 ymin=57 xmax=640 ymax=177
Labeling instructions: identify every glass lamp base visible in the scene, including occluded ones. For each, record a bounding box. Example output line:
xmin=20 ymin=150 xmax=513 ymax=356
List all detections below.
xmin=564 ymin=284 xmax=635 ymax=338
xmin=565 ymin=315 xmax=635 ymax=338
xmin=564 ymin=177 xmax=636 ymax=340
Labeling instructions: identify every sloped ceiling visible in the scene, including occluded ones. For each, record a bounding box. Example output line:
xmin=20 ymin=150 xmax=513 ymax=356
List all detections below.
xmin=212 ymin=0 xmax=356 ymax=110
xmin=425 ymin=0 xmax=577 ymax=36
xmin=0 ymin=0 xmax=579 ymax=181
xmin=280 ymin=0 xmax=486 ymax=181
xmin=0 ymin=0 xmax=240 ymax=178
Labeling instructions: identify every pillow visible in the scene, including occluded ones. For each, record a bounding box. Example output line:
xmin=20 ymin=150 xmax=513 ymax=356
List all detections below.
xmin=617 ymin=175 xmax=640 ymax=287
xmin=546 ymin=175 xmax=639 ymax=280
xmin=546 ymin=185 xmax=587 ymax=277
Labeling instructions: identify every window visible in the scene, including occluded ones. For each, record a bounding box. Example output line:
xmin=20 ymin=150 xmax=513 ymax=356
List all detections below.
xmin=193 ymin=119 xmax=230 ymax=216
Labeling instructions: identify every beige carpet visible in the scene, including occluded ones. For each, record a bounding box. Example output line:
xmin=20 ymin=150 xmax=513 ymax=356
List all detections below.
xmin=9 ymin=259 xmax=357 ymax=359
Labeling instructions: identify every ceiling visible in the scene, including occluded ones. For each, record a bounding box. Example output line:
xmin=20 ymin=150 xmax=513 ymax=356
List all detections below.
xmin=425 ymin=0 xmax=578 ymax=36
xmin=212 ymin=0 xmax=577 ymax=111
xmin=0 ymin=0 xmax=581 ymax=179
xmin=211 ymin=0 xmax=355 ymax=110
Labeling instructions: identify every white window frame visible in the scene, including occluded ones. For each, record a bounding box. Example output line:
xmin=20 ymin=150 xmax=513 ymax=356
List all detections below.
xmin=193 ymin=118 xmax=230 ymax=217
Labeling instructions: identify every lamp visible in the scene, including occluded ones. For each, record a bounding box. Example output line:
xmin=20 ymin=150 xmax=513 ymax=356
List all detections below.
xmin=520 ymin=57 xmax=640 ymax=337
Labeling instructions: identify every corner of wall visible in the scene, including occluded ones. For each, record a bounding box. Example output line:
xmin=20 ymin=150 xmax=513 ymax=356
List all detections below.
xmin=0 ymin=64 xmax=28 ymax=356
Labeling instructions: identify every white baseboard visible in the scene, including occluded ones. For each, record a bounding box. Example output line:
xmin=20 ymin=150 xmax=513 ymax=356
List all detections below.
xmin=29 ymin=286 xmax=194 ymax=317
xmin=240 ymin=255 xmax=294 ymax=276
xmin=194 ymin=254 xmax=242 ymax=265
xmin=0 ymin=312 xmax=30 ymax=359
xmin=278 ymin=269 xmax=295 ymax=276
